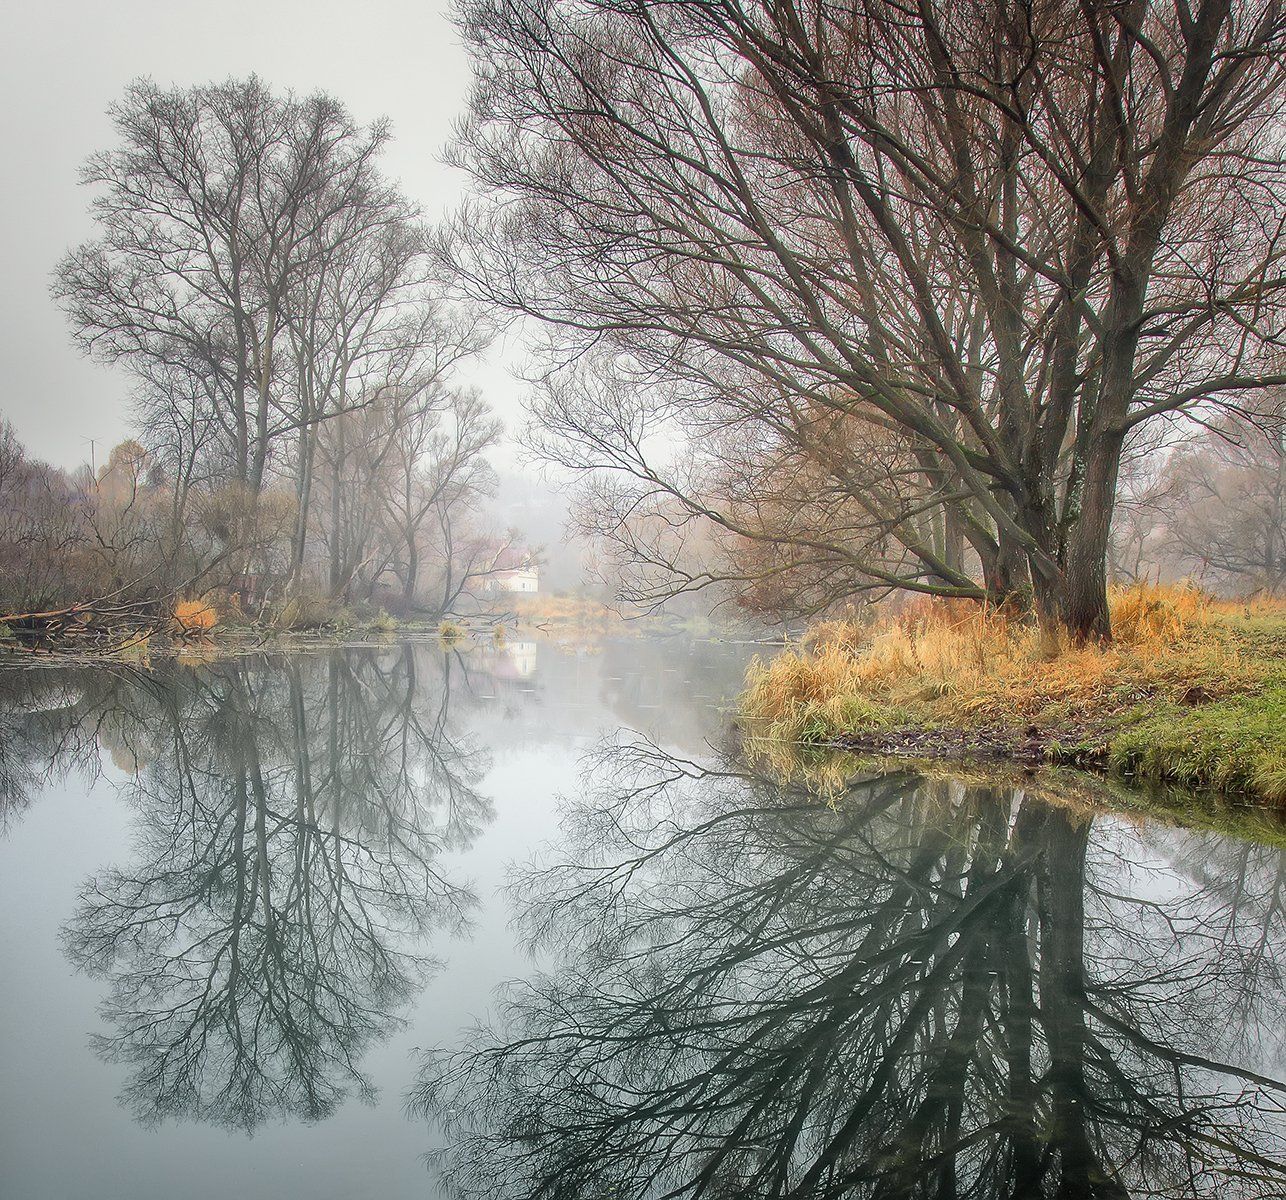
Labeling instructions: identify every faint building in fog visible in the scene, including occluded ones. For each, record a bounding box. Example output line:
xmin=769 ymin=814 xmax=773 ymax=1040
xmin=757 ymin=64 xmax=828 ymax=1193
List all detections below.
xmin=482 ymin=546 xmax=540 ymax=594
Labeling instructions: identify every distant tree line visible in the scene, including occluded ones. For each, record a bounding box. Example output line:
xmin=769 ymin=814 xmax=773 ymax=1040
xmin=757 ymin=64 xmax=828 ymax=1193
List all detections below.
xmin=1 ymin=77 xmax=503 ymax=625
xmin=1111 ymin=389 xmax=1286 ymax=594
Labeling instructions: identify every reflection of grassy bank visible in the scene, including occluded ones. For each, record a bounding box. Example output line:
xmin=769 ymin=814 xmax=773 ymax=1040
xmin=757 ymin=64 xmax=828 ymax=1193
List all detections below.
xmin=741 ymin=587 xmax=1286 ymax=807
xmin=740 ymin=736 xmax=1286 ymax=848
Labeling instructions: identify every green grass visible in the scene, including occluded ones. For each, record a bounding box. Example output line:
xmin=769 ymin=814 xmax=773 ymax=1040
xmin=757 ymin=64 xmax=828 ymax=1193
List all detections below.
xmin=1106 ymin=683 xmax=1286 ymax=803
xmin=741 ymin=597 xmax=1286 ymax=812
xmin=794 ymin=694 xmax=901 ymax=742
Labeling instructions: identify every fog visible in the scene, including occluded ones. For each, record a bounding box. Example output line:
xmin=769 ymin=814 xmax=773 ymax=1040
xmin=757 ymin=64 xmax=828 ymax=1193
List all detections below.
xmin=1 ymin=0 xmax=526 ymax=471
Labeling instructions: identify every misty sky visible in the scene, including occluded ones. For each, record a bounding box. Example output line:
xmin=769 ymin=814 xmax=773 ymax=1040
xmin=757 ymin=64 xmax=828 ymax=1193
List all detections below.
xmin=1 ymin=0 xmax=526 ymax=471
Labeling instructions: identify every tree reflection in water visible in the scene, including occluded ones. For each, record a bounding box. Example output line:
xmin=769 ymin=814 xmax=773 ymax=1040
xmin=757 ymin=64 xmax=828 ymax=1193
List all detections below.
xmin=39 ymin=646 xmax=490 ymax=1131
xmin=0 ymin=663 xmax=156 ymax=831
xmin=412 ymin=737 xmax=1286 ymax=1200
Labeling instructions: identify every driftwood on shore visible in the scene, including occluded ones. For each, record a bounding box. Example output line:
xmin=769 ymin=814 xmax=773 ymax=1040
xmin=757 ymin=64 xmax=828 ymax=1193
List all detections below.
xmin=0 ymin=594 xmax=167 ymax=652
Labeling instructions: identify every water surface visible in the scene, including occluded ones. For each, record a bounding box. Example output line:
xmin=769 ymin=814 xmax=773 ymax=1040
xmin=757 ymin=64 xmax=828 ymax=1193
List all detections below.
xmin=1 ymin=639 xmax=1283 ymax=1199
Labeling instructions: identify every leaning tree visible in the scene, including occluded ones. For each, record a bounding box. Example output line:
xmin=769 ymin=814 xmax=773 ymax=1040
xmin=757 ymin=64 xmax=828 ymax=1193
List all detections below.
xmin=448 ymin=0 xmax=1286 ymax=637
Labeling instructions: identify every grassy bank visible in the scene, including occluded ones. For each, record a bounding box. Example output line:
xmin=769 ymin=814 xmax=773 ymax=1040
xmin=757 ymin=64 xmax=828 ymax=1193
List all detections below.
xmin=741 ymin=586 xmax=1286 ymax=806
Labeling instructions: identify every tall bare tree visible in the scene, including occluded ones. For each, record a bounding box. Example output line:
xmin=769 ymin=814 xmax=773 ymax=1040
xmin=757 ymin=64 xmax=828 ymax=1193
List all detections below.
xmin=53 ymin=76 xmax=496 ymax=608
xmin=450 ymin=0 xmax=1286 ymax=637
xmin=55 ymin=76 xmax=399 ymax=496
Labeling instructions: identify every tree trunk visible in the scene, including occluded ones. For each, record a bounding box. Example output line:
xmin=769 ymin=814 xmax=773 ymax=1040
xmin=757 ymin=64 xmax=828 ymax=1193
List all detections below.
xmin=1036 ymin=432 xmax=1123 ymax=643
xmin=248 ymin=301 xmax=278 ymax=497
xmin=942 ymin=507 xmax=966 ymax=578
xmin=289 ymin=425 xmax=316 ymax=586
xmin=1039 ymin=812 xmax=1128 ymax=1200
xmin=979 ymin=526 xmax=1031 ymax=614
xmin=329 ymin=419 xmax=346 ymax=598
xmin=402 ymin=533 xmax=419 ymax=607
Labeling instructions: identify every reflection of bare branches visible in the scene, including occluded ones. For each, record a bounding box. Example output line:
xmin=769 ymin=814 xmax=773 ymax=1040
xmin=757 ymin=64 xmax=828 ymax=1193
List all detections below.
xmin=0 ymin=664 xmax=162 ymax=831
xmin=56 ymin=646 xmax=492 ymax=1131
xmin=413 ymin=737 xmax=1286 ymax=1200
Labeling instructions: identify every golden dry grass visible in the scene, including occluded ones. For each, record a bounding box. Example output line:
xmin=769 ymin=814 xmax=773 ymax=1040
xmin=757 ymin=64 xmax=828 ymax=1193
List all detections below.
xmin=747 ymin=584 xmax=1216 ymax=731
xmin=741 ymin=585 xmax=1286 ymax=804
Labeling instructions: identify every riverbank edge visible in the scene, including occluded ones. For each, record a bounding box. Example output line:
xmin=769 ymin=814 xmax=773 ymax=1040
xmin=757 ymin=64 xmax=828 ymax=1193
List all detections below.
xmin=823 ymin=716 xmax=1281 ymax=803
xmin=740 ymin=736 xmax=1286 ymax=849
xmin=740 ymin=686 xmax=1286 ymax=812
xmin=0 ymin=617 xmax=774 ymax=670
xmin=737 ymin=606 xmax=1286 ymax=812
xmin=0 ymin=597 xmax=762 ymax=662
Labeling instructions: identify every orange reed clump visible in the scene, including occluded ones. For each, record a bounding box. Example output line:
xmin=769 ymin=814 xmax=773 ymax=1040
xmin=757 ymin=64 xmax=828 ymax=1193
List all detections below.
xmin=173 ymin=599 xmax=218 ymax=634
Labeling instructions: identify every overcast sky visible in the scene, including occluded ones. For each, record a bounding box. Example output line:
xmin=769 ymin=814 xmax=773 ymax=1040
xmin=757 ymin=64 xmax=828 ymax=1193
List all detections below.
xmin=1 ymin=0 xmax=527 ymax=470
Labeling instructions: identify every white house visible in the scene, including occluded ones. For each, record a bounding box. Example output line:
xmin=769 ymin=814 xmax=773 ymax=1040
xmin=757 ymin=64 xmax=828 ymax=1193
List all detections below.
xmin=482 ymin=547 xmax=540 ymax=594
xmin=486 ymin=565 xmax=539 ymax=594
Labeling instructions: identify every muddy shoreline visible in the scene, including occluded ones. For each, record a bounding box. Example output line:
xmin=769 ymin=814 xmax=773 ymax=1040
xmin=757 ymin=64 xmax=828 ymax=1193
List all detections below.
xmin=827 ymin=724 xmax=1108 ymax=770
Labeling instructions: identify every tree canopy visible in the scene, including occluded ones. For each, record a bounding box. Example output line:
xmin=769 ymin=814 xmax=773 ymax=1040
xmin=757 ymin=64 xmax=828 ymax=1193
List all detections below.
xmin=448 ymin=0 xmax=1286 ymax=636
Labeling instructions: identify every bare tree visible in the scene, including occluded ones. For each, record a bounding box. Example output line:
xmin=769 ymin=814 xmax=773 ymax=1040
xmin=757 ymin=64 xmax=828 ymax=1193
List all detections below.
xmin=449 ymin=0 xmax=1286 ymax=638
xmin=375 ymin=387 xmax=501 ymax=606
xmin=1166 ymin=391 xmax=1286 ymax=592
xmin=52 ymin=76 xmax=497 ymax=613
xmin=279 ymin=201 xmax=486 ymax=584
xmin=55 ymin=77 xmax=398 ymax=496
xmin=312 ymin=367 xmax=499 ymax=605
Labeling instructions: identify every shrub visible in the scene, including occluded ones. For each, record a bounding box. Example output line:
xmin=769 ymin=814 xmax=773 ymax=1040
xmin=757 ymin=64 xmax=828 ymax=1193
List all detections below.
xmin=275 ymin=588 xmax=339 ymax=631
xmin=173 ymin=599 xmax=218 ymax=635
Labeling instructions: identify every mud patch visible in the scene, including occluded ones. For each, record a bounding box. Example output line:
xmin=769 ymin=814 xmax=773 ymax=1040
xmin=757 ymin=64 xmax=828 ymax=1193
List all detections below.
xmin=829 ymin=725 xmax=1106 ymax=769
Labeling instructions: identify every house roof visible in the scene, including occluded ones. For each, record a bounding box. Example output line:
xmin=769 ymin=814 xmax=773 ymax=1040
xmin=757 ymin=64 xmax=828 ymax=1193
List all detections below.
xmin=489 ymin=545 xmax=536 ymax=572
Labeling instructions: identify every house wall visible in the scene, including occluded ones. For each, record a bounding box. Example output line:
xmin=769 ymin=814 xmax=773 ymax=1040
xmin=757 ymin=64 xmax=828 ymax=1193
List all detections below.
xmin=486 ymin=568 xmax=540 ymax=593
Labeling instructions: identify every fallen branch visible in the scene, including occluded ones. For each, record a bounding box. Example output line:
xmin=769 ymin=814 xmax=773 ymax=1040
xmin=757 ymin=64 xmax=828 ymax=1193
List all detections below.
xmin=0 ymin=572 xmax=175 ymax=651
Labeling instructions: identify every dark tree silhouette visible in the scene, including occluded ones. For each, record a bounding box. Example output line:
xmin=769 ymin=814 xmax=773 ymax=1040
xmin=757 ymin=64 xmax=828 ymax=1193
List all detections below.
xmin=56 ymin=647 xmax=491 ymax=1131
xmin=450 ymin=0 xmax=1286 ymax=636
xmin=413 ymin=738 xmax=1286 ymax=1199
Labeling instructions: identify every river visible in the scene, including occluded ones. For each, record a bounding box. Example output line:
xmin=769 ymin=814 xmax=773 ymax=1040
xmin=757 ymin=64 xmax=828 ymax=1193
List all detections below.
xmin=0 ymin=637 xmax=1283 ymax=1199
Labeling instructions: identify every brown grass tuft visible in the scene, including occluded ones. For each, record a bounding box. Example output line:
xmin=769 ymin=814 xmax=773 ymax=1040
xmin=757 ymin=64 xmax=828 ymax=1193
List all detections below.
xmin=1108 ymin=581 xmax=1206 ymax=646
xmin=173 ymin=598 xmax=218 ymax=634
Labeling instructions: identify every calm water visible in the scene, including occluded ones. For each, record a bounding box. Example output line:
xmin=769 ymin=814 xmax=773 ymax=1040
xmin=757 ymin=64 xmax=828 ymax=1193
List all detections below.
xmin=0 ymin=638 xmax=1283 ymax=1199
